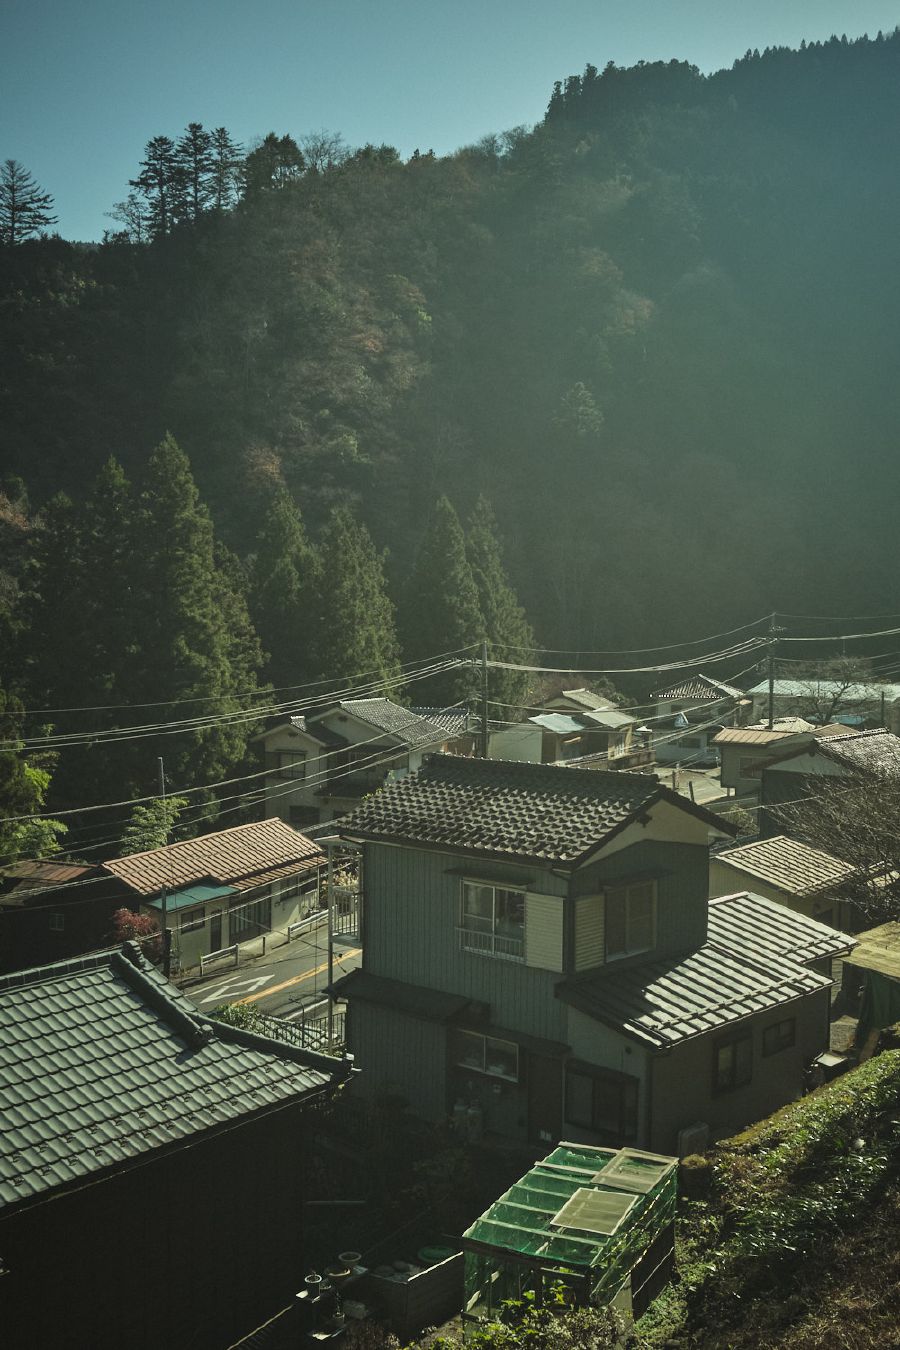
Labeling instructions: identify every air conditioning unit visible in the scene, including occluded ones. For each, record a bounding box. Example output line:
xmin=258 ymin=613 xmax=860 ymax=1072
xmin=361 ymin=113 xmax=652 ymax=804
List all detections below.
xmin=677 ymin=1121 xmax=709 ymax=1158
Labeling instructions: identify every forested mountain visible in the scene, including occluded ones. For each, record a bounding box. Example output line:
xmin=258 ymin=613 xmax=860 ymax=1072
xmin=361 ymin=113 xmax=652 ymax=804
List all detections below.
xmin=2 ymin=31 xmax=900 ymax=841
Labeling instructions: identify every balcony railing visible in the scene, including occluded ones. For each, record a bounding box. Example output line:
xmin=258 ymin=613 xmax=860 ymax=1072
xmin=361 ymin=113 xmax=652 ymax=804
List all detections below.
xmin=458 ymin=926 xmax=525 ymax=962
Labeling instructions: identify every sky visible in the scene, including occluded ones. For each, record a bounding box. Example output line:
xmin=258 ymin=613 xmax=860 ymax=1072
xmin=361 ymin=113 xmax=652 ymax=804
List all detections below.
xmin=3 ymin=0 xmax=899 ymax=242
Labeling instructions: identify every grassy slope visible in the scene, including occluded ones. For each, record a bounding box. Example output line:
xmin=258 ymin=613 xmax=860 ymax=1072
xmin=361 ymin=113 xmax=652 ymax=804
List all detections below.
xmin=636 ymin=1052 xmax=900 ymax=1349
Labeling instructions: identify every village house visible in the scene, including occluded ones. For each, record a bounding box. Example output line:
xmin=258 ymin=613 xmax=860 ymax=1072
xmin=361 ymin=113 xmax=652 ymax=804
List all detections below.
xmin=0 ymin=941 xmax=354 ymax=1350
xmin=332 ymin=755 xmax=851 ymax=1156
xmin=759 ymin=726 xmax=900 ymax=837
xmin=709 ymin=835 xmax=860 ymax=935
xmin=98 ymin=817 xmax=325 ymax=971
xmin=746 ymin=678 xmax=900 ymax=731
xmin=254 ymin=697 xmax=451 ymax=826
xmin=0 ymin=859 xmax=119 ymax=974
xmin=650 ymin=674 xmax=746 ymax=766
xmin=713 ymin=718 xmax=816 ymax=799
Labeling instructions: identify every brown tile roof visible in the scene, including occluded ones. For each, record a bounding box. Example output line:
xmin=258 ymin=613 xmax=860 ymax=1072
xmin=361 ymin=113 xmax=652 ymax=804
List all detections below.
xmin=714 ymin=835 xmax=854 ymax=897
xmin=714 ymin=726 xmax=800 ymax=747
xmin=103 ymin=819 xmax=324 ymax=897
xmin=341 ymin=753 xmax=729 ymax=866
xmin=844 ymin=922 xmax=900 ymax=979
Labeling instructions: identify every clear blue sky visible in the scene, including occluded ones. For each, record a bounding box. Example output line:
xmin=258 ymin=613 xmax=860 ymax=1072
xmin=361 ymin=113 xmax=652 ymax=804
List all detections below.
xmin=3 ymin=0 xmax=898 ymax=241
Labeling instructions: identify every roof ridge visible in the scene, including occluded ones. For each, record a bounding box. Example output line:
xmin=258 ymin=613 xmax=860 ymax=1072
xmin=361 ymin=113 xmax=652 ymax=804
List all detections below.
xmin=109 ymin=816 xmax=284 ymax=867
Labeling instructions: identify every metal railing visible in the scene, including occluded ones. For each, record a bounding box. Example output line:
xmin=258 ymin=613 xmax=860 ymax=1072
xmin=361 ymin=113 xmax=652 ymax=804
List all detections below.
xmin=199 ymin=943 xmax=239 ymax=975
xmin=457 ymin=927 xmax=525 ymax=962
xmin=287 ymin=909 xmax=327 ymax=941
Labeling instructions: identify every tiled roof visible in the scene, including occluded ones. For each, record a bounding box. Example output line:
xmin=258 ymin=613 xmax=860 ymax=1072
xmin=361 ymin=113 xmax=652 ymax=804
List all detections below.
xmin=713 ymin=835 xmax=855 ymax=898
xmin=327 ymin=698 xmax=449 ymax=750
xmin=0 ymin=944 xmax=351 ymax=1216
xmin=557 ymin=942 xmax=830 ymax=1049
xmin=815 ymin=728 xmax=900 ymax=775
xmin=747 ymin=679 xmax=900 ymax=701
xmin=708 ymin=891 xmax=856 ymax=964
xmin=104 ymin=818 xmax=324 ymax=898
xmin=328 ymin=968 xmax=472 ymax=1022
xmin=341 ymin=754 xmax=723 ymax=865
xmin=583 ymin=708 xmax=637 ymax=730
xmin=651 ymin=675 xmax=744 ymax=702
xmin=551 ymin=689 xmax=619 ymax=711
xmin=411 ymin=705 xmax=470 ymax=737
xmin=713 ymin=724 xmax=811 ymax=747
xmin=844 ymin=922 xmax=900 ymax=979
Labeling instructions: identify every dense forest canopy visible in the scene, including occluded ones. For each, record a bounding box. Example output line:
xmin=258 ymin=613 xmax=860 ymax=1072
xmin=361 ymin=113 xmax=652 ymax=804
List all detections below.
xmin=2 ymin=30 xmax=900 ymax=847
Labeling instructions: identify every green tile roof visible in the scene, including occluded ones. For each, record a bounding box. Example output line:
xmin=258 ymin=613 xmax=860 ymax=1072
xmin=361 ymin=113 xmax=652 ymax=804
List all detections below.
xmin=0 ymin=945 xmax=352 ymax=1216
xmin=145 ymin=881 xmax=237 ymax=913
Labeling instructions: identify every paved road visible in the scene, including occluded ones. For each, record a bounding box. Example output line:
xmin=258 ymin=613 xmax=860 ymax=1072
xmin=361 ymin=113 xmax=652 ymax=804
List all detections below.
xmin=183 ymin=923 xmax=361 ymax=1018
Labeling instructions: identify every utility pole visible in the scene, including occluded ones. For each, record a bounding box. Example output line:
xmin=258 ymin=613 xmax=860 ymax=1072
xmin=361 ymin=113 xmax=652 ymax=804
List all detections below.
xmin=157 ymin=756 xmax=172 ymax=978
xmin=766 ymin=614 xmax=783 ymax=731
xmin=480 ymin=639 xmax=489 ymax=759
xmin=326 ymin=838 xmax=335 ymax=1045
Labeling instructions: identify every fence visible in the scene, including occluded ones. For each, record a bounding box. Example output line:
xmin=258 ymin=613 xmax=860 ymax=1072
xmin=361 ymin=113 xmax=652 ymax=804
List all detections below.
xmin=287 ymin=909 xmax=327 ymax=942
xmin=199 ymin=944 xmax=239 ymax=975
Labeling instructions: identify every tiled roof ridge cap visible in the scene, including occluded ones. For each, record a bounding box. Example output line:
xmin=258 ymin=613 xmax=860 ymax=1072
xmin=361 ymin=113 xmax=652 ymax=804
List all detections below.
xmin=721 ymin=833 xmax=849 ymax=863
xmin=113 ymin=942 xmax=214 ymax=1048
xmin=820 ymin=726 xmax=893 ymax=744
xmin=0 ymin=947 xmax=114 ymax=991
xmin=420 ymin=750 xmax=653 ymax=789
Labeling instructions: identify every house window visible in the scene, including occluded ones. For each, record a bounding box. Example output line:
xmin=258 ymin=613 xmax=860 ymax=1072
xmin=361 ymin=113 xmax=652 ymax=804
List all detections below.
xmin=267 ymin=750 xmax=306 ymax=780
xmin=180 ymin=908 xmax=206 ymax=934
xmin=459 ymin=882 xmax=525 ymax=961
xmin=49 ymin=912 xmax=65 ymax=932
xmin=714 ymin=1031 xmax=752 ymax=1093
xmin=230 ymin=892 xmax=272 ymax=941
xmin=564 ymin=1063 xmax=638 ymax=1145
xmin=605 ymin=881 xmax=656 ymax=960
xmin=763 ymin=1018 xmax=796 ymax=1057
xmin=737 ymin=756 xmax=763 ymax=778
xmin=454 ymin=1030 xmax=519 ymax=1082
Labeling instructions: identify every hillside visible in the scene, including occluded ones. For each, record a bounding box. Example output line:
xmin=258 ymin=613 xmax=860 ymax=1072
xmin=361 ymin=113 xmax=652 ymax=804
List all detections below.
xmin=4 ymin=32 xmax=900 ymax=655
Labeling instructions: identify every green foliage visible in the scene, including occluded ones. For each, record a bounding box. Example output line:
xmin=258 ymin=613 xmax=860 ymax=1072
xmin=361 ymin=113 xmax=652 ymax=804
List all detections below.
xmin=429 ymin=1303 xmax=622 ymax=1350
xmin=402 ymin=497 xmax=483 ymax=706
xmin=312 ymin=505 xmax=400 ymax=688
xmin=0 ymin=160 xmax=57 ymax=246
xmin=0 ymin=686 xmax=67 ymax=863
xmin=209 ymin=1001 xmax=266 ymax=1032
xmin=250 ymin=485 xmax=320 ymax=690
xmin=466 ymin=496 xmax=534 ymax=710
xmin=118 ymin=795 xmax=187 ymax=856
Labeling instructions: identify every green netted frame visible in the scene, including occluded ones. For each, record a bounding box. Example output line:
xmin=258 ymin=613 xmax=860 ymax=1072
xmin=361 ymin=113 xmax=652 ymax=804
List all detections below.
xmin=461 ymin=1143 xmax=677 ymax=1317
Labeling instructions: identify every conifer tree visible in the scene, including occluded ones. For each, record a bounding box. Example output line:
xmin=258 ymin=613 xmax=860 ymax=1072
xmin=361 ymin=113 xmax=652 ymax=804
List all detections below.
xmin=250 ymin=487 xmax=320 ymax=691
xmin=130 ymin=135 xmax=183 ymax=237
xmin=132 ymin=435 xmax=264 ymax=789
xmin=210 ymin=127 xmax=244 ymax=211
xmin=466 ymin=496 xmax=535 ymax=709
xmin=313 ymin=506 xmax=400 ymax=689
xmin=176 ymin=122 xmax=215 ymax=220
xmin=401 ymin=496 xmax=484 ymax=707
xmin=0 ymin=160 xmax=57 ymax=245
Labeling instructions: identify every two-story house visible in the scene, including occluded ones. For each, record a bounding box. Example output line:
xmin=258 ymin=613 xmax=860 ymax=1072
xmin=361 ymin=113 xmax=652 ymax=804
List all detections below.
xmin=333 ymin=756 xmax=851 ymax=1155
xmin=651 ymin=674 xmax=746 ymax=766
xmin=254 ymin=698 xmax=451 ymax=826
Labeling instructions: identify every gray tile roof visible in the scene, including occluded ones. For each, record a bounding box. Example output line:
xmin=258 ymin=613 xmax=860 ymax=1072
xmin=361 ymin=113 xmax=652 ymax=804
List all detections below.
xmin=815 ymin=728 xmax=900 ymax=775
xmin=557 ymin=941 xmax=830 ymax=1049
xmin=708 ymin=890 xmax=856 ymax=964
xmin=104 ymin=818 xmax=323 ymax=898
xmin=652 ymin=675 xmax=744 ymax=702
xmin=714 ymin=835 xmax=855 ymax=898
xmin=341 ymin=754 xmax=724 ymax=865
xmin=330 ymin=698 xmax=449 ymax=750
xmin=411 ymin=705 xmax=470 ymax=737
xmin=0 ymin=945 xmax=351 ymax=1216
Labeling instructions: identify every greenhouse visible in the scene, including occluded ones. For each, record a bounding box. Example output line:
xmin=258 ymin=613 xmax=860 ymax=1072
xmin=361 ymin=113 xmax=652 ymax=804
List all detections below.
xmin=461 ymin=1143 xmax=677 ymax=1320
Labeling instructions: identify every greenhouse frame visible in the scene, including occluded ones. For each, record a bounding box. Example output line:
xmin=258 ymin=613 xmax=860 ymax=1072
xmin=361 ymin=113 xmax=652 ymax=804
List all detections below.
xmin=461 ymin=1143 xmax=677 ymax=1321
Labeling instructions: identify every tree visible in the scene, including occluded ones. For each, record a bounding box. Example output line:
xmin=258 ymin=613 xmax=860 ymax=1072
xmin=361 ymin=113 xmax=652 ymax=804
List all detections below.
xmin=243 ymin=133 xmax=305 ymax=195
xmin=466 ymin=496 xmax=535 ymax=709
xmin=401 ymin=497 xmax=484 ymax=707
xmin=118 ymin=795 xmax=186 ymax=856
xmin=0 ymin=686 xmax=66 ymax=863
xmin=776 ymin=656 xmax=880 ymax=726
xmin=131 ymin=435 xmax=265 ymax=789
xmin=772 ymin=768 xmax=900 ymax=924
xmin=312 ymin=506 xmax=400 ymax=688
xmin=176 ymin=122 xmax=215 ymax=220
xmin=0 ymin=160 xmax=57 ymax=246
xmin=299 ymin=130 xmax=349 ymax=173
xmin=249 ymin=486 xmax=320 ymax=690
xmin=105 ymin=190 xmax=150 ymax=243
xmin=130 ymin=135 xmax=183 ymax=237
xmin=209 ymin=126 xmax=244 ymax=211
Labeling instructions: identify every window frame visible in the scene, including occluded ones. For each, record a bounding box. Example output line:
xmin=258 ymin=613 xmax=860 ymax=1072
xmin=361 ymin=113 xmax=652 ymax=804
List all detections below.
xmin=229 ymin=890 xmax=273 ymax=942
xmin=459 ymin=881 xmax=526 ymax=962
xmin=762 ymin=1017 xmax=796 ymax=1057
xmin=564 ymin=1062 xmax=639 ymax=1145
xmin=713 ymin=1029 xmax=753 ymax=1094
xmin=49 ymin=911 xmax=65 ymax=932
xmin=454 ymin=1030 xmax=520 ymax=1083
xmin=604 ymin=880 xmax=657 ymax=961
xmin=180 ymin=907 xmax=206 ymax=934
xmin=268 ymin=749 xmax=307 ymax=781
